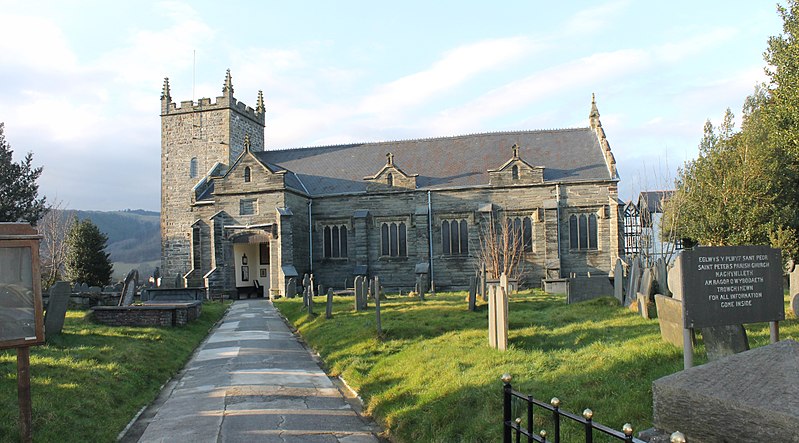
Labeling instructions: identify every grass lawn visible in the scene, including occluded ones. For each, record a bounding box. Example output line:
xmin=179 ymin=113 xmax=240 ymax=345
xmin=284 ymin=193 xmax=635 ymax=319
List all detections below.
xmin=275 ymin=291 xmax=799 ymax=443
xmin=0 ymin=301 xmax=231 ymax=443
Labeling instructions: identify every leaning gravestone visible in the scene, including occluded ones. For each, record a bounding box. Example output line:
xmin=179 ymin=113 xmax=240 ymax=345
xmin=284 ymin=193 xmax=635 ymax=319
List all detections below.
xmin=118 ymin=269 xmax=139 ymax=306
xmin=639 ymin=267 xmax=654 ymax=298
xmin=626 ymin=256 xmax=642 ymax=307
xmin=44 ymin=281 xmax=71 ymax=337
xmin=654 ymin=294 xmax=683 ymax=347
xmin=653 ymin=340 xmax=799 ymax=443
xmin=667 ymin=254 xmax=683 ymax=301
xmin=613 ymin=258 xmax=625 ymax=305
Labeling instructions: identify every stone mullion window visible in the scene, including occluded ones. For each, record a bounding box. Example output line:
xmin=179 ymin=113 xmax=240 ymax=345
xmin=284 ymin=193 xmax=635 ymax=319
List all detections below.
xmin=323 ymin=224 xmax=348 ymax=258
xmin=506 ymin=216 xmax=533 ymax=252
xmin=569 ymin=213 xmax=598 ymax=251
xmin=380 ymin=221 xmax=406 ymax=257
xmin=442 ymin=219 xmax=469 ymax=256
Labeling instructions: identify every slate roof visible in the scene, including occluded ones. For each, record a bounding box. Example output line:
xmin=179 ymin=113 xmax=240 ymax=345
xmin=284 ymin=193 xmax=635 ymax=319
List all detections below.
xmin=638 ymin=190 xmax=674 ymax=213
xmin=255 ymin=128 xmax=613 ymax=196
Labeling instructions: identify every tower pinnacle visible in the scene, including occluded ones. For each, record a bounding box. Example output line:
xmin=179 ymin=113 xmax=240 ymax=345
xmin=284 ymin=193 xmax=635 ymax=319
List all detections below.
xmin=161 ymin=77 xmax=171 ymax=102
xmin=222 ymin=69 xmax=234 ymax=96
xmin=256 ymin=90 xmax=265 ymax=114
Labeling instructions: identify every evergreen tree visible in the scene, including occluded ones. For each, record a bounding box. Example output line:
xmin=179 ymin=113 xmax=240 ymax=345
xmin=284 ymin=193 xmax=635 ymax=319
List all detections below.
xmin=65 ymin=218 xmax=113 ymax=287
xmin=0 ymin=122 xmax=47 ymax=224
xmin=666 ymin=2 xmax=799 ymax=265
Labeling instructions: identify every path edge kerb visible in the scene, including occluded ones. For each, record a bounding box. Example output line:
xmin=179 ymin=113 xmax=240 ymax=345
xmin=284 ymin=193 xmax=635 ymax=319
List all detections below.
xmin=271 ymin=303 xmax=390 ymax=442
xmin=117 ymin=301 xmax=234 ymax=442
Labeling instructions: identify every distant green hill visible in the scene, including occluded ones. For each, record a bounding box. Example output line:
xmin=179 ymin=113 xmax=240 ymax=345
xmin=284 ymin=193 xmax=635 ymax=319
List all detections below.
xmin=67 ymin=209 xmax=160 ymax=280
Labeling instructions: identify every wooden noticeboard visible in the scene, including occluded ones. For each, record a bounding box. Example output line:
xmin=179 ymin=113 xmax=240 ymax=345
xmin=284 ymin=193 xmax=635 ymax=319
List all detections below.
xmin=0 ymin=223 xmax=45 ymax=350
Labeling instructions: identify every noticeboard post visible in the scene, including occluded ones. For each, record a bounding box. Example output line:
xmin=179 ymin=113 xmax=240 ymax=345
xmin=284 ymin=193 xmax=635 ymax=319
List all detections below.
xmin=679 ymin=245 xmax=785 ymax=368
xmin=0 ymin=223 xmax=45 ymax=443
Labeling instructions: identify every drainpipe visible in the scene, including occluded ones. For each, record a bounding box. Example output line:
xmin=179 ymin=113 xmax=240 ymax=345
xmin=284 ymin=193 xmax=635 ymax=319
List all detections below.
xmin=308 ymin=200 xmax=313 ymax=273
xmin=555 ymin=184 xmax=562 ymax=278
xmin=428 ymin=190 xmax=435 ymax=291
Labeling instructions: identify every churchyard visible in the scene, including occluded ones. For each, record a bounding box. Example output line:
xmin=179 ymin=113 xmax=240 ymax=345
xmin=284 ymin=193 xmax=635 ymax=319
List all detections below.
xmin=274 ymin=289 xmax=798 ymax=442
xmin=0 ymin=301 xmax=230 ymax=442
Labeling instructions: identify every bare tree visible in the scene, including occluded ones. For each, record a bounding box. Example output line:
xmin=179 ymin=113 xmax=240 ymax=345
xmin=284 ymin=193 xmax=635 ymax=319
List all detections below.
xmin=476 ymin=211 xmax=528 ymax=284
xmin=38 ymin=198 xmax=74 ymax=289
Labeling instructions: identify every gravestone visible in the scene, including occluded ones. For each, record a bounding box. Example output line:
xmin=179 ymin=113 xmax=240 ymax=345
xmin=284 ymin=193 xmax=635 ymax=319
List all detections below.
xmin=626 ymin=256 xmax=642 ymax=306
xmin=302 ymin=274 xmax=310 ymax=297
xmin=354 ymin=276 xmax=365 ymax=311
xmin=88 ymin=286 xmax=101 ymax=293
xmin=287 ymin=278 xmax=296 ymax=299
xmin=118 ymin=269 xmax=138 ymax=306
xmin=792 ymin=293 xmax=799 ymax=318
xmin=78 ymin=282 xmax=89 ymax=292
xmin=325 ymin=288 xmax=333 ymax=319
xmin=103 ymin=285 xmax=115 ymax=293
xmin=306 ymin=287 xmax=313 ymax=315
xmin=639 ymin=267 xmax=654 ymax=298
xmin=416 ymin=274 xmax=426 ymax=301
xmin=44 ymin=281 xmax=71 ymax=337
xmin=318 ymin=284 xmax=324 ymax=299
xmin=701 ymin=325 xmax=749 ymax=362
xmin=654 ymin=257 xmax=668 ymax=295
xmin=488 ymin=286 xmax=508 ymax=350
xmin=654 ymin=295 xmax=683 ymax=347
xmin=637 ymin=293 xmax=654 ymax=319
xmin=468 ymin=276 xmax=477 ymax=312
xmin=667 ymin=254 xmax=683 ymax=301
xmin=653 ymin=340 xmax=799 ymax=443
xmin=481 ymin=261 xmax=488 ymax=301
xmin=374 ymin=286 xmax=382 ymax=336
xmin=309 ymin=274 xmax=316 ymax=297
xmin=613 ymin=258 xmax=625 ymax=305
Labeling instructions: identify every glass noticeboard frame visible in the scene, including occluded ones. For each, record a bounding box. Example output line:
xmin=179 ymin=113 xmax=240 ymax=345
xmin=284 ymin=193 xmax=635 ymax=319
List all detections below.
xmin=0 ymin=224 xmax=45 ymax=350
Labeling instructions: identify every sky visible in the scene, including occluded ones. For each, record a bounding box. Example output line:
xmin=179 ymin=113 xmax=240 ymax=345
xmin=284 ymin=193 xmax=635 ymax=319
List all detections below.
xmin=0 ymin=1 xmax=785 ymax=211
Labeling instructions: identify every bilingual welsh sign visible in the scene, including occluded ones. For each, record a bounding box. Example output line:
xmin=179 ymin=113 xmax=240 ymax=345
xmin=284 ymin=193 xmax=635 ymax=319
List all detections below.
xmin=681 ymin=246 xmax=784 ymax=329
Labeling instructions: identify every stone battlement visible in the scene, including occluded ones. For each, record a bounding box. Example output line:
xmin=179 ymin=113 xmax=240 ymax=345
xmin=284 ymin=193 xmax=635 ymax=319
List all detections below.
xmin=164 ymin=95 xmax=264 ymax=123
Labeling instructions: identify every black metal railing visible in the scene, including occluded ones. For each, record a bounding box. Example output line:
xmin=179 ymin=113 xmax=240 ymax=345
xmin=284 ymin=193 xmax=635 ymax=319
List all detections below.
xmin=501 ymin=374 xmax=686 ymax=443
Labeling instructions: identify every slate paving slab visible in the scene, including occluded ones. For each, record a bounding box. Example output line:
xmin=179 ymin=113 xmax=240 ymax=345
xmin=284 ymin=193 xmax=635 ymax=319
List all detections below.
xmin=128 ymin=299 xmax=381 ymax=443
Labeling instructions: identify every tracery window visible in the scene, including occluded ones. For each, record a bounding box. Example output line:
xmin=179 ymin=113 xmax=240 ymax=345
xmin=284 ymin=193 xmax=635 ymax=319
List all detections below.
xmin=506 ymin=216 xmax=533 ymax=252
xmin=623 ymin=203 xmax=641 ymax=255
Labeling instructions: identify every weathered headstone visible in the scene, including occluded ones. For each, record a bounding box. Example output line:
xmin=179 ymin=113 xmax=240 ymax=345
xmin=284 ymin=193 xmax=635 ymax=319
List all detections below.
xmin=416 ymin=274 xmax=426 ymax=301
xmin=325 ymin=288 xmax=334 ymax=319
xmin=613 ymin=258 xmax=625 ymax=305
xmin=302 ymin=273 xmax=310 ymax=297
xmin=354 ymin=276 xmax=365 ymax=311
xmin=88 ymin=286 xmax=101 ymax=293
xmin=654 ymin=257 xmax=668 ymax=295
xmin=286 ymin=278 xmax=296 ymax=299
xmin=654 ymin=295 xmax=684 ymax=347
xmin=637 ymin=293 xmax=654 ymax=319
xmin=118 ymin=269 xmax=138 ymax=306
xmin=44 ymin=281 xmax=71 ymax=337
xmin=639 ymin=267 xmax=654 ymax=298
xmin=667 ymin=254 xmax=683 ymax=301
xmin=792 ymin=292 xmax=799 ymax=318
xmin=317 ymin=284 xmax=324 ymax=299
xmin=701 ymin=325 xmax=749 ymax=362
xmin=309 ymin=274 xmax=316 ymax=297
xmin=307 ymin=287 xmax=313 ymax=315
xmin=468 ymin=276 xmax=477 ymax=312
xmin=626 ymin=256 xmax=642 ymax=307
xmin=653 ymin=340 xmax=799 ymax=443
xmin=374 ymin=287 xmax=382 ymax=336
xmin=79 ymin=282 xmax=89 ymax=292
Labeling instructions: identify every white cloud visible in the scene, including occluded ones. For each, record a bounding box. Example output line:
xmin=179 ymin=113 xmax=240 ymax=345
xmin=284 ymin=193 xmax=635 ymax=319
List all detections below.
xmin=565 ymin=0 xmax=631 ymax=35
xmin=654 ymin=27 xmax=739 ymax=63
xmin=358 ymin=37 xmax=540 ymax=115
xmin=0 ymin=14 xmax=78 ymax=71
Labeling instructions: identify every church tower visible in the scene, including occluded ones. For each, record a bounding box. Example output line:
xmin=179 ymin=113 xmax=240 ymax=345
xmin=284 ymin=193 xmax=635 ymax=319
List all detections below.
xmin=160 ymin=70 xmax=266 ymax=284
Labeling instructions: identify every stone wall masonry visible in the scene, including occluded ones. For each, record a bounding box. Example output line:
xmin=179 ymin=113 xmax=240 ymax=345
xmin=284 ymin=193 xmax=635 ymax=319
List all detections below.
xmin=91 ymin=302 xmax=202 ymax=327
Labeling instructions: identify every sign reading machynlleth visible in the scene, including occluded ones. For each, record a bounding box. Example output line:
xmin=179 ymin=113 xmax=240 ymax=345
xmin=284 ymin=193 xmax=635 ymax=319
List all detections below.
xmin=680 ymin=245 xmax=784 ymax=329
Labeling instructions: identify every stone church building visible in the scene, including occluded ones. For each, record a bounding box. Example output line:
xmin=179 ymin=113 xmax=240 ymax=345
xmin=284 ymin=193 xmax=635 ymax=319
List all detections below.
xmin=160 ymin=71 xmax=623 ymax=298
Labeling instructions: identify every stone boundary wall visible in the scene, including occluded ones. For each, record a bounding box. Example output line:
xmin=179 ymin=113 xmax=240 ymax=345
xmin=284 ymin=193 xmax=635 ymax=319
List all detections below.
xmin=91 ymin=302 xmax=203 ymax=327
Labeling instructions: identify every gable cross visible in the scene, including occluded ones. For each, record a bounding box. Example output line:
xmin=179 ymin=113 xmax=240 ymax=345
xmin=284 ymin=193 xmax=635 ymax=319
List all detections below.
xmin=512 ymin=144 xmax=519 ymax=159
xmin=244 ymin=135 xmax=251 ymax=151
xmin=386 ymin=152 xmax=394 ymax=165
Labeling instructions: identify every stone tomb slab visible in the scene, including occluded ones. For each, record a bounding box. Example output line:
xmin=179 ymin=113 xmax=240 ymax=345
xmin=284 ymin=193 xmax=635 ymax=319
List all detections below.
xmin=653 ymin=340 xmax=799 ymax=443
xmin=654 ymin=295 xmax=683 ymax=348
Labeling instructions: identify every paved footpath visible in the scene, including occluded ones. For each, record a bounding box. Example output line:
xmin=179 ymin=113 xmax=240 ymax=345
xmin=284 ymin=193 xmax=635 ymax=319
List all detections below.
xmin=124 ymin=299 xmax=380 ymax=443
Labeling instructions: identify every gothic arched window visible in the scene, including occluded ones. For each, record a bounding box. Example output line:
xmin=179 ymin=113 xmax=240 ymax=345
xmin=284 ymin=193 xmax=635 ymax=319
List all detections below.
xmin=244 ymin=166 xmax=251 ymax=183
xmin=189 ymin=157 xmax=198 ymax=178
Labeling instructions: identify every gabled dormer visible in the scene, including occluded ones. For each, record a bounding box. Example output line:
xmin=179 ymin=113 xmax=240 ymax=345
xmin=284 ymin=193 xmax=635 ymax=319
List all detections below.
xmin=364 ymin=152 xmax=418 ymax=192
xmin=213 ymin=135 xmax=286 ymax=196
xmin=488 ymin=144 xmax=544 ymax=186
